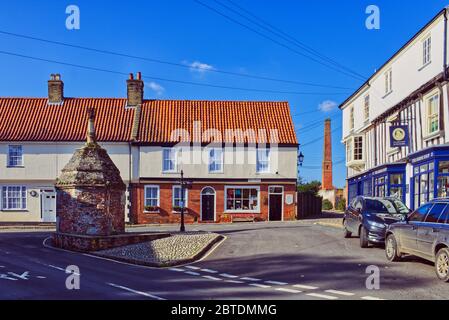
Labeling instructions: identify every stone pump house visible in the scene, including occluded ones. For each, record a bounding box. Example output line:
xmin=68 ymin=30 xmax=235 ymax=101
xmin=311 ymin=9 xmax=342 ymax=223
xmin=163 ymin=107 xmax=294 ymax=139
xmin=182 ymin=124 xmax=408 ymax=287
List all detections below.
xmin=0 ymin=73 xmax=299 ymax=224
xmin=55 ymin=109 xmax=126 ymax=236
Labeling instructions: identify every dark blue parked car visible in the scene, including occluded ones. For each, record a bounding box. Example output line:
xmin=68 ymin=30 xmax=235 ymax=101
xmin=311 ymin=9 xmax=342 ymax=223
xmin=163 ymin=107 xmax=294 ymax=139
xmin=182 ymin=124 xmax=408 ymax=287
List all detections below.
xmin=343 ymin=196 xmax=410 ymax=248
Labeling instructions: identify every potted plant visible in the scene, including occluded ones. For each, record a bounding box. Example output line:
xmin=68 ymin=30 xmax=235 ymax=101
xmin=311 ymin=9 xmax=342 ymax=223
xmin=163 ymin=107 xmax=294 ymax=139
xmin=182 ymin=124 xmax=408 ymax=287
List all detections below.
xmin=144 ymin=205 xmax=159 ymax=213
xmin=172 ymin=206 xmax=183 ymax=213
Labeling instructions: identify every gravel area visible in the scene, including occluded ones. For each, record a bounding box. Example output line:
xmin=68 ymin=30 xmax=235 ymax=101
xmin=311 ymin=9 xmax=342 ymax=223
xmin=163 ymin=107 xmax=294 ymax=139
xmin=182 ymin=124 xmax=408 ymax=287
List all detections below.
xmin=95 ymin=232 xmax=223 ymax=267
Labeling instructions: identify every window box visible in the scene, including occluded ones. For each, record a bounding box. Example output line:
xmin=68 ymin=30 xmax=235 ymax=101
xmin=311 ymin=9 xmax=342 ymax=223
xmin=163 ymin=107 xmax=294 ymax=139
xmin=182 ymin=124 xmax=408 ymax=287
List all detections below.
xmin=144 ymin=205 xmax=160 ymax=213
xmin=172 ymin=206 xmax=188 ymax=213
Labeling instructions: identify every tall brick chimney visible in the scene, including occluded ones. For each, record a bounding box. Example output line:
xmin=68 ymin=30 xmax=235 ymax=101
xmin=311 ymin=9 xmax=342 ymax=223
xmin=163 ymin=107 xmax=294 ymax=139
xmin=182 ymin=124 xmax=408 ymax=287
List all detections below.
xmin=126 ymin=72 xmax=144 ymax=106
xmin=322 ymin=118 xmax=333 ymax=191
xmin=48 ymin=74 xmax=64 ymax=104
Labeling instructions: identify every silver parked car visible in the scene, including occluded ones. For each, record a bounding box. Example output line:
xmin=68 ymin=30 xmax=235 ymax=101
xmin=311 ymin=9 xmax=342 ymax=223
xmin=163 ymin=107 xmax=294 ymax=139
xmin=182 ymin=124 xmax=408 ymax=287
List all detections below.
xmin=385 ymin=199 xmax=449 ymax=282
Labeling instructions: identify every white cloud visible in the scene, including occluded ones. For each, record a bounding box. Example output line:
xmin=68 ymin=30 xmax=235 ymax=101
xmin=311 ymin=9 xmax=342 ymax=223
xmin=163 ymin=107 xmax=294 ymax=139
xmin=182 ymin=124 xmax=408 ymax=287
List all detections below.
xmin=186 ymin=61 xmax=215 ymax=75
xmin=146 ymin=82 xmax=165 ymax=96
xmin=318 ymin=100 xmax=338 ymax=113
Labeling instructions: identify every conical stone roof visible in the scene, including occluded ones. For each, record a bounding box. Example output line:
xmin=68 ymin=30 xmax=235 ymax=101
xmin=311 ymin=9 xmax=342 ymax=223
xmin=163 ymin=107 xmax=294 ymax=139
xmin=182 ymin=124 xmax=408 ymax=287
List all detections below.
xmin=56 ymin=110 xmax=125 ymax=189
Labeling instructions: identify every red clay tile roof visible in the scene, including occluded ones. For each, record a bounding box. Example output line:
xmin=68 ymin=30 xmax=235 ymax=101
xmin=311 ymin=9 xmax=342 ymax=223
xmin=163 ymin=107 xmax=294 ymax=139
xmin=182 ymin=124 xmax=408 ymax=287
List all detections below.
xmin=0 ymin=98 xmax=298 ymax=145
xmin=138 ymin=100 xmax=298 ymax=145
xmin=0 ymin=98 xmax=135 ymax=142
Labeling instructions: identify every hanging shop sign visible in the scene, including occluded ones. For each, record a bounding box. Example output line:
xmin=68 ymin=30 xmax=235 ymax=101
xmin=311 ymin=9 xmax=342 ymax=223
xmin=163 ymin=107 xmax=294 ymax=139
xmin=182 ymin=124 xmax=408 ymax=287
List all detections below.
xmin=390 ymin=125 xmax=409 ymax=148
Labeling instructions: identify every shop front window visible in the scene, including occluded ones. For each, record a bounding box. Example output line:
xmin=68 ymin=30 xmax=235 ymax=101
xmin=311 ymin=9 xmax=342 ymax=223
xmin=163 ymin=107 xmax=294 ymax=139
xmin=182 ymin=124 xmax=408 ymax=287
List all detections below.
xmin=437 ymin=161 xmax=449 ymax=198
xmin=413 ymin=162 xmax=435 ymax=209
xmin=348 ymin=183 xmax=358 ymax=203
xmin=363 ymin=179 xmax=373 ymax=197
xmin=389 ymin=173 xmax=404 ymax=202
xmin=374 ymin=176 xmax=387 ymax=198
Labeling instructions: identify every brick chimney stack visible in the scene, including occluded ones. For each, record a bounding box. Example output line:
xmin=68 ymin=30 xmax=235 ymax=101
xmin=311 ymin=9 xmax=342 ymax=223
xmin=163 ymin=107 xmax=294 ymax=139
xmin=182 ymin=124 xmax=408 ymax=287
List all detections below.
xmin=322 ymin=118 xmax=333 ymax=191
xmin=48 ymin=74 xmax=64 ymax=104
xmin=126 ymin=72 xmax=144 ymax=106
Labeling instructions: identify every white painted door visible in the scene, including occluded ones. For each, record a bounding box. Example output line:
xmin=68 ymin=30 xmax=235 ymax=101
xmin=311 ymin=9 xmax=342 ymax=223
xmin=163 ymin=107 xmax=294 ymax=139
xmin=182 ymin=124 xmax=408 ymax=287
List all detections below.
xmin=41 ymin=191 xmax=56 ymax=222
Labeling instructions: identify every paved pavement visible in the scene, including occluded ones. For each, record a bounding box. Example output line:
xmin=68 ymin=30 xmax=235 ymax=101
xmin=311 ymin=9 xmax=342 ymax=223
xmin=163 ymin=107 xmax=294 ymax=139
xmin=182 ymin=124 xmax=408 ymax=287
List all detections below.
xmin=0 ymin=221 xmax=448 ymax=300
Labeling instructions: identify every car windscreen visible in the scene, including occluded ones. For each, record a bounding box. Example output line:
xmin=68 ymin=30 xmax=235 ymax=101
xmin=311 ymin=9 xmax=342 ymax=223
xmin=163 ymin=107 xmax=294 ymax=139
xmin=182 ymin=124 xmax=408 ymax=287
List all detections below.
xmin=364 ymin=199 xmax=408 ymax=215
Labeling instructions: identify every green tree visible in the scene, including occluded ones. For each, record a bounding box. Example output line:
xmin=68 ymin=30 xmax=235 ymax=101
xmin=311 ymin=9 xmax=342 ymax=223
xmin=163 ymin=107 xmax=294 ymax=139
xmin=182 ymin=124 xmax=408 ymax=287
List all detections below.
xmin=297 ymin=180 xmax=322 ymax=196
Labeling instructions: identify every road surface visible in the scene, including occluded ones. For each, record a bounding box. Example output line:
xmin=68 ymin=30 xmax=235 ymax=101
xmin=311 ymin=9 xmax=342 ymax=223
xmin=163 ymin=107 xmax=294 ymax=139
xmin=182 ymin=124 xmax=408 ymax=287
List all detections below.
xmin=0 ymin=221 xmax=447 ymax=300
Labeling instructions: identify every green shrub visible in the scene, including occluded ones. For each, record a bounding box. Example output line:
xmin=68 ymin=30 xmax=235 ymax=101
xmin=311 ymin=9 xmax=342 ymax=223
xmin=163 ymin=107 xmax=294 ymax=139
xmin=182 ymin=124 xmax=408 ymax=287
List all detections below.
xmin=335 ymin=198 xmax=347 ymax=211
xmin=322 ymin=199 xmax=333 ymax=210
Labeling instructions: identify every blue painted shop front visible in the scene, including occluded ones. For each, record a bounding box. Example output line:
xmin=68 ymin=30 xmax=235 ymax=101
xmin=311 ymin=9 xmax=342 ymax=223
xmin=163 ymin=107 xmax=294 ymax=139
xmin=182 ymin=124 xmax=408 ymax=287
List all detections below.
xmin=347 ymin=163 xmax=406 ymax=204
xmin=409 ymin=146 xmax=449 ymax=210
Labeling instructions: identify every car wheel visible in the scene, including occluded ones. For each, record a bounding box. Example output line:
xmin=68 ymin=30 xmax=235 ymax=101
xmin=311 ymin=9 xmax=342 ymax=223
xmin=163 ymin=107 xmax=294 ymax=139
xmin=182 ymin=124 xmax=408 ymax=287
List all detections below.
xmin=435 ymin=248 xmax=449 ymax=282
xmin=385 ymin=234 xmax=401 ymax=262
xmin=360 ymin=227 xmax=369 ymax=248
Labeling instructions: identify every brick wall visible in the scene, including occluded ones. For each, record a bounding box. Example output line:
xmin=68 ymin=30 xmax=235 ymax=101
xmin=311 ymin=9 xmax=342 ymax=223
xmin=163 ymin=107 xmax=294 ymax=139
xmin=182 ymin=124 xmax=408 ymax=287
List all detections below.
xmin=130 ymin=182 xmax=296 ymax=224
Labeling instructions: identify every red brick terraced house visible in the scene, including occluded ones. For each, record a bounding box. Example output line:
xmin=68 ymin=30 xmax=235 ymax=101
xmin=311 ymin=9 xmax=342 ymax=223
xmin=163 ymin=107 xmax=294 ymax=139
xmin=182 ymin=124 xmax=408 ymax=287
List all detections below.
xmin=0 ymin=73 xmax=299 ymax=224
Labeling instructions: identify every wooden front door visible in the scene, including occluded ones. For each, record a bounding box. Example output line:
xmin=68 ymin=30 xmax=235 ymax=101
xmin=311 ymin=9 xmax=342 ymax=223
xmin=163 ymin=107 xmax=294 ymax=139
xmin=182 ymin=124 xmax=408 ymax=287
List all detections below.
xmin=269 ymin=186 xmax=283 ymax=221
xmin=201 ymin=187 xmax=216 ymax=222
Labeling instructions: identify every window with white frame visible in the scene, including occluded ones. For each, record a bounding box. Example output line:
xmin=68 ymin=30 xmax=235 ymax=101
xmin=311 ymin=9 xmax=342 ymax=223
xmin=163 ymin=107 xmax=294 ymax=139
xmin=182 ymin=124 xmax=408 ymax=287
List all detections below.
xmin=8 ymin=145 xmax=23 ymax=167
xmin=144 ymin=185 xmax=159 ymax=209
xmin=423 ymin=36 xmax=432 ymax=66
xmin=349 ymin=107 xmax=355 ymax=130
xmin=385 ymin=69 xmax=393 ymax=95
xmin=225 ymin=187 xmax=259 ymax=212
xmin=346 ymin=139 xmax=353 ymax=161
xmin=208 ymin=148 xmax=223 ymax=173
xmin=364 ymin=95 xmax=370 ymax=122
xmin=427 ymin=93 xmax=440 ymax=135
xmin=346 ymin=136 xmax=364 ymax=163
xmin=2 ymin=186 xmax=27 ymax=210
xmin=162 ymin=148 xmax=177 ymax=172
xmin=354 ymin=136 xmax=364 ymax=161
xmin=256 ymin=148 xmax=270 ymax=173
xmin=172 ymin=186 xmax=188 ymax=208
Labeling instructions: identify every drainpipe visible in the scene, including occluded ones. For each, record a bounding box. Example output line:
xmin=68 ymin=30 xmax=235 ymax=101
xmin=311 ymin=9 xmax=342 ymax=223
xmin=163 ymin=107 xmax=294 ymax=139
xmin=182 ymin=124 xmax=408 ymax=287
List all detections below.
xmin=128 ymin=141 xmax=133 ymax=224
xmin=444 ymin=8 xmax=448 ymax=80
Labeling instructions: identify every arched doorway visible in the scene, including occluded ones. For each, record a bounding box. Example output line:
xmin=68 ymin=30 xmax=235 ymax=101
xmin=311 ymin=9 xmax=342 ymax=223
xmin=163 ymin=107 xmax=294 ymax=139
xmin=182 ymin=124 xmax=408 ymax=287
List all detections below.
xmin=201 ymin=187 xmax=216 ymax=222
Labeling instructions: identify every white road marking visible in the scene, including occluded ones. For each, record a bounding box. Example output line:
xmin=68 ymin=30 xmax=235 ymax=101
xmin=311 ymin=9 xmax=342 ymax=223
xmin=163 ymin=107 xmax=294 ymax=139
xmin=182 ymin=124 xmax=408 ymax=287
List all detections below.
xmin=48 ymin=264 xmax=80 ymax=276
xmin=185 ymin=266 xmax=201 ymax=270
xmin=224 ymin=280 xmax=244 ymax=284
xmin=202 ymin=275 xmax=222 ymax=281
xmin=306 ymin=293 xmax=339 ymax=300
xmin=201 ymin=269 xmax=218 ymax=274
xmin=276 ymin=288 xmax=302 ymax=294
xmin=0 ymin=274 xmax=18 ymax=281
xmin=293 ymin=284 xmax=319 ymax=290
xmin=107 ymin=283 xmax=165 ymax=300
xmin=0 ymin=266 xmax=5 ymax=268
xmin=220 ymin=273 xmax=239 ymax=279
xmin=325 ymin=290 xmax=355 ymax=296
xmin=168 ymin=268 xmax=185 ymax=272
xmin=36 ymin=276 xmax=46 ymax=279
xmin=8 ymin=272 xmax=29 ymax=280
xmin=361 ymin=296 xmax=385 ymax=300
xmin=249 ymin=283 xmax=272 ymax=289
xmin=185 ymin=271 xmax=201 ymax=276
xmin=265 ymin=281 xmax=288 ymax=286
xmin=241 ymin=277 xmax=261 ymax=281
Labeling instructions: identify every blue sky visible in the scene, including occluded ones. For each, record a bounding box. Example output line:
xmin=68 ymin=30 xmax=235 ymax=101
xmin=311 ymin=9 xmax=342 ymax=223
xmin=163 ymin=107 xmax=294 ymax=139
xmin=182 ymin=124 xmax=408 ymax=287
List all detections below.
xmin=0 ymin=0 xmax=447 ymax=187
